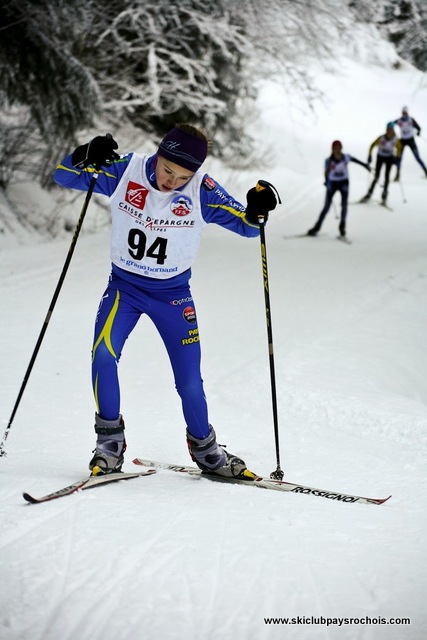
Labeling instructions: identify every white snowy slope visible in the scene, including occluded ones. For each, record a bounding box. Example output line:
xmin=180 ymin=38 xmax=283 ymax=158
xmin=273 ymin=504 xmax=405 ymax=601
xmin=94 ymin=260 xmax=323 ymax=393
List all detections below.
xmin=1 ymin=38 xmax=427 ymax=640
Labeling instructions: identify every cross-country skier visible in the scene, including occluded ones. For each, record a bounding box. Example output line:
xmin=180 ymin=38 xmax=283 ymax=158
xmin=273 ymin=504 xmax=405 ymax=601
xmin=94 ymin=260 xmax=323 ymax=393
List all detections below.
xmin=307 ymin=140 xmax=370 ymax=238
xmin=393 ymin=106 xmax=427 ymax=181
xmin=360 ymin=122 xmax=400 ymax=206
xmin=53 ymin=125 xmax=278 ymax=478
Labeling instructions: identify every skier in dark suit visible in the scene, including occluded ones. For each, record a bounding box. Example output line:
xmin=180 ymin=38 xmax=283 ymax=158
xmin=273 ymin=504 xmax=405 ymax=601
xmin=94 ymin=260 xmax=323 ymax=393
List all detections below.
xmin=307 ymin=141 xmax=370 ymax=238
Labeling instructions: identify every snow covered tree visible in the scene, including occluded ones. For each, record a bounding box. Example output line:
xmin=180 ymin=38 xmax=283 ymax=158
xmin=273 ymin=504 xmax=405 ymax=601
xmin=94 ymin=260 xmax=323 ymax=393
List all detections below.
xmin=1 ymin=0 xmax=99 ymax=138
xmin=83 ymin=0 xmax=252 ymax=157
xmin=86 ymin=0 xmax=349 ymax=159
xmin=1 ymin=0 xmax=350 ymax=190
xmin=0 ymin=0 xmax=101 ymax=186
xmin=349 ymin=0 xmax=427 ymax=71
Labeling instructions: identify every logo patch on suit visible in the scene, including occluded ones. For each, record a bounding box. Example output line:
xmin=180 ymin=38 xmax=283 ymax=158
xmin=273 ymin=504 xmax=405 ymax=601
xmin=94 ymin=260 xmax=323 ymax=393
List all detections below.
xmin=125 ymin=182 xmax=149 ymax=209
xmin=183 ymin=306 xmax=197 ymax=324
xmin=202 ymin=176 xmax=216 ymax=191
xmin=171 ymin=194 xmax=193 ymax=217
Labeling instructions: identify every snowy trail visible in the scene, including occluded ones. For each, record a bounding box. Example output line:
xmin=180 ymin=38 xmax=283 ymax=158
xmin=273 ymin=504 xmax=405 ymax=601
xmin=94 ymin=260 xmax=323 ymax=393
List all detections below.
xmin=2 ymin=232 xmax=425 ymax=638
xmin=1 ymin=56 xmax=427 ymax=639
xmin=1 ymin=204 xmax=426 ymax=640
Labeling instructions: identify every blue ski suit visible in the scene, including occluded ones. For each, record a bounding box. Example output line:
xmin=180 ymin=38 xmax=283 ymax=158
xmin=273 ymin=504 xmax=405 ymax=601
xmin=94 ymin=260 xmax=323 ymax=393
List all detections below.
xmin=53 ymin=152 xmax=260 ymax=439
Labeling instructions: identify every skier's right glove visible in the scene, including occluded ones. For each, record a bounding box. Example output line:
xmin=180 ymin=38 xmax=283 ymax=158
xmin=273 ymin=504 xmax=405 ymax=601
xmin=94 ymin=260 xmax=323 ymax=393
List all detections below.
xmin=368 ymin=155 xmax=372 ymax=164
xmin=72 ymin=134 xmax=119 ymax=170
xmin=245 ymin=180 xmax=280 ymax=224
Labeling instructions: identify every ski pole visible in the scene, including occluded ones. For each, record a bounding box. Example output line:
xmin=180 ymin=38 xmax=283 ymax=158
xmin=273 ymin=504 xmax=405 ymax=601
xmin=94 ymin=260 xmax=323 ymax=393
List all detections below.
xmin=255 ymin=180 xmax=283 ymax=480
xmin=332 ymin=199 xmax=339 ymax=219
xmin=0 ymin=170 xmax=100 ymax=458
xmin=398 ymin=175 xmax=407 ymax=203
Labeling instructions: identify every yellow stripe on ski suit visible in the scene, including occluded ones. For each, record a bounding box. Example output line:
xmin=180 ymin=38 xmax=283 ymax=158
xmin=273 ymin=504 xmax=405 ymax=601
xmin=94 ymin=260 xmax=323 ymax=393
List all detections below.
xmin=207 ymin=203 xmax=259 ymax=229
xmin=92 ymin=289 xmax=120 ymax=362
xmin=55 ymin=163 xmax=117 ymax=179
xmin=92 ymin=289 xmax=121 ymax=412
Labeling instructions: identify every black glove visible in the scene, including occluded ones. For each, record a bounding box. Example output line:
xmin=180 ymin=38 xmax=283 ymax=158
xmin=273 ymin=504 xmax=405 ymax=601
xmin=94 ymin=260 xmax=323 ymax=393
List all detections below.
xmin=367 ymin=155 xmax=372 ymax=164
xmin=72 ymin=134 xmax=119 ymax=169
xmin=245 ymin=180 xmax=279 ymax=224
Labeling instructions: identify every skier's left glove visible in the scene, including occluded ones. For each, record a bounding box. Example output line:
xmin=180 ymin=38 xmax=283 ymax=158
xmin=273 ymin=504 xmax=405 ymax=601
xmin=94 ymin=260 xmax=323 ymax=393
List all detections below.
xmin=245 ymin=180 xmax=280 ymax=224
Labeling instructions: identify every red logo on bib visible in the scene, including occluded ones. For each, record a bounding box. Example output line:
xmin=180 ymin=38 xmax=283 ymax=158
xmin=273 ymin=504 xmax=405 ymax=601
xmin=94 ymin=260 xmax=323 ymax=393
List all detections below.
xmin=125 ymin=182 xmax=149 ymax=209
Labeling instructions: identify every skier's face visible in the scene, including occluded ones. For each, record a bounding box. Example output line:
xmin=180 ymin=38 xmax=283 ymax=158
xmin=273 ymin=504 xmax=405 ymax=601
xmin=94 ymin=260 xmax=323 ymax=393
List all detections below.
xmin=155 ymin=156 xmax=195 ymax=192
xmin=332 ymin=142 xmax=342 ymax=157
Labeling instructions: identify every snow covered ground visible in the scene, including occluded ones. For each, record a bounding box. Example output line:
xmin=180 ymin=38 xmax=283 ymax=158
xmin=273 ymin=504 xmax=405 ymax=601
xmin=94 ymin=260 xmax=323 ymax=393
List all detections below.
xmin=1 ymin=38 xmax=427 ymax=640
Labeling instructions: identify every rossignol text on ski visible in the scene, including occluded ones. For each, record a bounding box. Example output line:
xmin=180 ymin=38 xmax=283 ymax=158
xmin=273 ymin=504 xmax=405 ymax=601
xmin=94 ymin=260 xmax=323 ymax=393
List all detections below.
xmin=132 ymin=459 xmax=391 ymax=506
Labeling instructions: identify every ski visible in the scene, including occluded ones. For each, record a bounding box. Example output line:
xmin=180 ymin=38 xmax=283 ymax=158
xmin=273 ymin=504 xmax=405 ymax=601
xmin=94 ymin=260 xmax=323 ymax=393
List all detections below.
xmin=132 ymin=459 xmax=391 ymax=506
xmin=283 ymin=232 xmax=329 ymax=240
xmin=376 ymin=201 xmax=393 ymax=211
xmin=283 ymin=233 xmax=352 ymax=244
xmin=351 ymin=199 xmax=393 ymax=211
xmin=351 ymin=198 xmax=373 ymax=205
xmin=22 ymin=468 xmax=156 ymax=504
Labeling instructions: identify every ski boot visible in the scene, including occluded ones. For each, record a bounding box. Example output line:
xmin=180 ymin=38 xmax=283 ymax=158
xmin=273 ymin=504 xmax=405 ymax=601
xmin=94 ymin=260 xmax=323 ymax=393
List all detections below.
xmin=187 ymin=425 xmax=248 ymax=479
xmin=359 ymin=194 xmax=371 ymax=203
xmin=306 ymin=227 xmax=319 ymax=237
xmin=89 ymin=413 xmax=127 ymax=475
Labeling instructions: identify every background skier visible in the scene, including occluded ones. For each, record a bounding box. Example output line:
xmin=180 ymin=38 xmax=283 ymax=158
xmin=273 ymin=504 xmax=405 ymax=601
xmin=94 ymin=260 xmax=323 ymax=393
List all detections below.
xmin=307 ymin=140 xmax=370 ymax=238
xmin=393 ymin=106 xmax=427 ymax=181
xmin=360 ymin=122 xmax=400 ymax=206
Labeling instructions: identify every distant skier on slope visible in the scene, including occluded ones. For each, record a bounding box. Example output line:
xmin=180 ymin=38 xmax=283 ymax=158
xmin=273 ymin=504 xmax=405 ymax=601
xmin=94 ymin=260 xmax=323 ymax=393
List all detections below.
xmin=307 ymin=140 xmax=370 ymax=239
xmin=360 ymin=122 xmax=401 ymax=206
xmin=393 ymin=106 xmax=427 ymax=181
xmin=53 ymin=125 xmax=278 ymax=479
